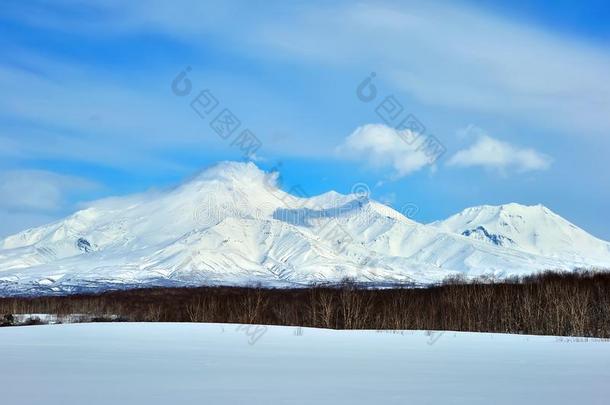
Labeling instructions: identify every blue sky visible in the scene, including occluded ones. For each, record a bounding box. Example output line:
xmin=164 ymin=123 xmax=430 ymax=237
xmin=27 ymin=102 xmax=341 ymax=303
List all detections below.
xmin=0 ymin=0 xmax=609 ymax=239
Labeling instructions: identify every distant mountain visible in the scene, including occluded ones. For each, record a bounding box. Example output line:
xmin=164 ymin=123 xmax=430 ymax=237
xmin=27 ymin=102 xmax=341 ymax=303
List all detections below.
xmin=0 ymin=162 xmax=608 ymax=296
xmin=430 ymin=203 xmax=610 ymax=263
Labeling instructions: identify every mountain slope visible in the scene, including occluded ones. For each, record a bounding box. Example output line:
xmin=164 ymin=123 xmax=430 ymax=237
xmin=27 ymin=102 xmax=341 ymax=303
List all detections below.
xmin=0 ymin=162 xmax=608 ymax=295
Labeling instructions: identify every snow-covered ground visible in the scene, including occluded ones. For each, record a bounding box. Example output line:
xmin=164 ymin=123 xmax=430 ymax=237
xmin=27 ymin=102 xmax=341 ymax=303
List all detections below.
xmin=1 ymin=323 xmax=608 ymax=404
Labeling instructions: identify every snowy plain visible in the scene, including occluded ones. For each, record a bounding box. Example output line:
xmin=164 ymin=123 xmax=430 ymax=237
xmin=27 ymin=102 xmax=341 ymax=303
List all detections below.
xmin=1 ymin=323 xmax=609 ymax=404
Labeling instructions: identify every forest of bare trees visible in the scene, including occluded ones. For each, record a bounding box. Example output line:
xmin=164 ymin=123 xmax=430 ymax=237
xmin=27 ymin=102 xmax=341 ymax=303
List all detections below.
xmin=1 ymin=271 xmax=609 ymax=338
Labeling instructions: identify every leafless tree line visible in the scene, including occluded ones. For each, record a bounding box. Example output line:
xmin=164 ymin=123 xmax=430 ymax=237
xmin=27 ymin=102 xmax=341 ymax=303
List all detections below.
xmin=1 ymin=271 xmax=609 ymax=337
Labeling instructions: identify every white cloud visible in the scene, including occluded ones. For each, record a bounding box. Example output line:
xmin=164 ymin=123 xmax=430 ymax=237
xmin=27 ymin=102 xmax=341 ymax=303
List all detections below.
xmin=447 ymin=132 xmax=552 ymax=172
xmin=337 ymin=124 xmax=433 ymax=178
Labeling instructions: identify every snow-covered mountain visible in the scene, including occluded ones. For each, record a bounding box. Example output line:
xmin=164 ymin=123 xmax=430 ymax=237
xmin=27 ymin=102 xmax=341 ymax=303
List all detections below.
xmin=0 ymin=161 xmax=608 ymax=295
xmin=430 ymin=204 xmax=610 ymax=264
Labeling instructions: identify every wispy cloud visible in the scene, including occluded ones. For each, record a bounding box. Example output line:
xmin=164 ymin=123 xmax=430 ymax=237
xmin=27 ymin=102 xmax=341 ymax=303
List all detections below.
xmin=0 ymin=169 xmax=100 ymax=237
xmin=0 ymin=170 xmax=99 ymax=212
xmin=5 ymin=0 xmax=610 ymax=155
xmin=258 ymin=2 xmax=610 ymax=137
xmin=0 ymin=54 xmax=200 ymax=173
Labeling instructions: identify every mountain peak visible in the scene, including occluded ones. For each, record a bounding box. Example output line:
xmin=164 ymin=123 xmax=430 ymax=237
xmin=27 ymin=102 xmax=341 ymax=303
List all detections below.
xmin=432 ymin=202 xmax=610 ymax=261
xmin=462 ymin=202 xmax=549 ymax=214
xmin=188 ymin=161 xmax=275 ymax=188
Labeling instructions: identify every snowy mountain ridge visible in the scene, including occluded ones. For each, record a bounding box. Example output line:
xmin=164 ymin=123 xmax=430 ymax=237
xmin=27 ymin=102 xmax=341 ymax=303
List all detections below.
xmin=430 ymin=203 xmax=610 ymax=261
xmin=0 ymin=161 xmax=609 ymax=296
